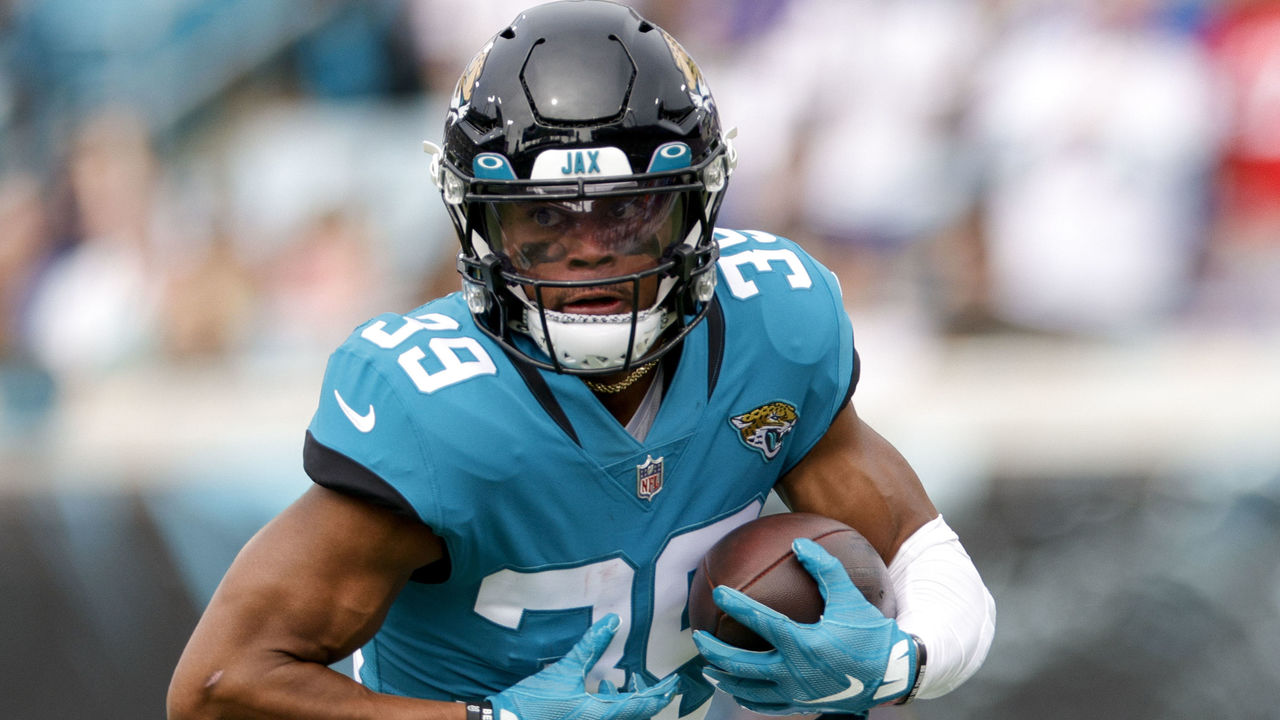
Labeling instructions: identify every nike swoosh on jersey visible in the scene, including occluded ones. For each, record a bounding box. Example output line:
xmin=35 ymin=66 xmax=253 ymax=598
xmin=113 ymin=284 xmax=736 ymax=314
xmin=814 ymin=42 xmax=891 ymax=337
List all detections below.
xmin=800 ymin=675 xmax=865 ymax=704
xmin=334 ymin=389 xmax=376 ymax=432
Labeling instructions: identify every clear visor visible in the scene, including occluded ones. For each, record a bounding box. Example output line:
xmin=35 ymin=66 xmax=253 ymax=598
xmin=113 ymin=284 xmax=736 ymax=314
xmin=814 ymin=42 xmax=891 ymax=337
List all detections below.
xmin=483 ymin=190 xmax=685 ymax=280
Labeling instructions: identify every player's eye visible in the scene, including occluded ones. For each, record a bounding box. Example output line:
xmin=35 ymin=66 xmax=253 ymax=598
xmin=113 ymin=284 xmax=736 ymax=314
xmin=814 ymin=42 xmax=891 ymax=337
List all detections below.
xmin=529 ymin=206 xmax=564 ymax=228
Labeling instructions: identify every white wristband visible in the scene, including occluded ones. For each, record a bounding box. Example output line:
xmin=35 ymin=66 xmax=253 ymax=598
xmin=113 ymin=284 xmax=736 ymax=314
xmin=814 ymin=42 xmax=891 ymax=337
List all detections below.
xmin=887 ymin=515 xmax=996 ymax=700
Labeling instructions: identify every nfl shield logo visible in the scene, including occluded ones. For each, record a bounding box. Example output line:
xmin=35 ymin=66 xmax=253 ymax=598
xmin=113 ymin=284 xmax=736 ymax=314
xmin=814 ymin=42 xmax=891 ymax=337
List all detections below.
xmin=636 ymin=455 xmax=664 ymax=500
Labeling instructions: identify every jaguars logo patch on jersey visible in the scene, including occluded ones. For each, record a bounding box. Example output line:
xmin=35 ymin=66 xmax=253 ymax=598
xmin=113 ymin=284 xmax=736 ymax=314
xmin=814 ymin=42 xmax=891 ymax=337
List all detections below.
xmin=730 ymin=401 xmax=798 ymax=461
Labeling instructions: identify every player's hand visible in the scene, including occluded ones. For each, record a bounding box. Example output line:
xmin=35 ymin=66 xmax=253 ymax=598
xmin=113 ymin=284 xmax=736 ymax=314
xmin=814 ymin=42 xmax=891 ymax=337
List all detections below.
xmin=487 ymin=614 xmax=679 ymax=720
xmin=691 ymin=538 xmax=919 ymax=715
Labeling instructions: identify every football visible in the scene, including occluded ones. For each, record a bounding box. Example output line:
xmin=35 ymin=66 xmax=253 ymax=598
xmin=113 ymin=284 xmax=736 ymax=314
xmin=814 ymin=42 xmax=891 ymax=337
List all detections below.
xmin=688 ymin=512 xmax=896 ymax=650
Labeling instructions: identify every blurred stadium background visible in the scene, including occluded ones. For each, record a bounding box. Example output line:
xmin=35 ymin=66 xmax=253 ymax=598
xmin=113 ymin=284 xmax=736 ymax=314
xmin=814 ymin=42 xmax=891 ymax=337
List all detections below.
xmin=2 ymin=0 xmax=1279 ymax=718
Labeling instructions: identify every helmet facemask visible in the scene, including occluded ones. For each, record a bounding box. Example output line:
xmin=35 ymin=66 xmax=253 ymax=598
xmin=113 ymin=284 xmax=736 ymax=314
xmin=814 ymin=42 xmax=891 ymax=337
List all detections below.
xmin=444 ymin=156 xmax=728 ymax=375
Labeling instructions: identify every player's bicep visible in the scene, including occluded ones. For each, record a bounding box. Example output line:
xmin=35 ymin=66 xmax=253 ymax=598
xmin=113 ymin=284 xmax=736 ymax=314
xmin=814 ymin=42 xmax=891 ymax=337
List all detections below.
xmin=775 ymin=403 xmax=937 ymax=563
xmin=182 ymin=486 xmax=442 ymax=668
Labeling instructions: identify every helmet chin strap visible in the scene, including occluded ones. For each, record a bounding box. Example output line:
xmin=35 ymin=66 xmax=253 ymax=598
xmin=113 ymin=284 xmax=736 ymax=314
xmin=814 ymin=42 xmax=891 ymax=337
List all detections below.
xmin=523 ymin=305 xmax=676 ymax=371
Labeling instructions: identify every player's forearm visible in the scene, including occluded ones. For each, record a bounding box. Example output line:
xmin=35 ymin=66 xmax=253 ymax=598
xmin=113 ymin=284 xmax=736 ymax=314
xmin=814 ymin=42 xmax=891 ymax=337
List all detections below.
xmin=166 ymin=657 xmax=464 ymax=720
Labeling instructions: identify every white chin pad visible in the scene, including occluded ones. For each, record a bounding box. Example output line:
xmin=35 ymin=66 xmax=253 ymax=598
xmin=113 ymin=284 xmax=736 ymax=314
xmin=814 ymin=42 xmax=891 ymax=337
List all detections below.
xmin=525 ymin=306 xmax=672 ymax=370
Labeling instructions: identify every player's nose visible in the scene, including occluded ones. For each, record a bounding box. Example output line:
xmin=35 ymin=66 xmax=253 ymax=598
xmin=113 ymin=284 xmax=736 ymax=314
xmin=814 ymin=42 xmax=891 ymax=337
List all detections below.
xmin=563 ymin=225 xmax=618 ymax=270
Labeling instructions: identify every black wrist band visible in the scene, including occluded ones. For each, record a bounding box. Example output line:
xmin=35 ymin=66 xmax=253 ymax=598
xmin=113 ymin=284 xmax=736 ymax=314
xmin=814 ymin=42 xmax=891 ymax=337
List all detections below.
xmin=895 ymin=635 xmax=926 ymax=705
xmin=465 ymin=701 xmax=494 ymax=720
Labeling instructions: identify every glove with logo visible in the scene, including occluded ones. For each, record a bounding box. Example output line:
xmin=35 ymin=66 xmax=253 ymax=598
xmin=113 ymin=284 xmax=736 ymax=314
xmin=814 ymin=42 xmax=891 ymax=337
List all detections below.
xmin=692 ymin=538 xmax=920 ymax=716
xmin=486 ymin=614 xmax=679 ymax=720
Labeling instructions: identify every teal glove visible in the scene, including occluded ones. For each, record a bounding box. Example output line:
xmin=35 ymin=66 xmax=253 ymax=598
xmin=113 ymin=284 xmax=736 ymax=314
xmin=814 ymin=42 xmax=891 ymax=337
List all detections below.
xmin=487 ymin=614 xmax=679 ymax=720
xmin=692 ymin=538 xmax=920 ymax=715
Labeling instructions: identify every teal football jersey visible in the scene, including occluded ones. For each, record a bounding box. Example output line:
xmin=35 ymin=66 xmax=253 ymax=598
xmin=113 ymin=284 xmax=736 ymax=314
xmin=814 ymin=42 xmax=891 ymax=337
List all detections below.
xmin=304 ymin=229 xmax=857 ymax=720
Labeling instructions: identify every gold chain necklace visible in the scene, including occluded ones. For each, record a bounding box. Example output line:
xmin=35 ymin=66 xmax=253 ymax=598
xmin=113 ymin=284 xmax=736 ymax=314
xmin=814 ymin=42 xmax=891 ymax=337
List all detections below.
xmin=583 ymin=360 xmax=659 ymax=394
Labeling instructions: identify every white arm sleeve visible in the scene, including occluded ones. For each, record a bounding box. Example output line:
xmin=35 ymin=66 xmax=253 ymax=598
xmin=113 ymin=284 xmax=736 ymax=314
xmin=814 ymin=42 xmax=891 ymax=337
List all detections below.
xmin=887 ymin=515 xmax=996 ymax=700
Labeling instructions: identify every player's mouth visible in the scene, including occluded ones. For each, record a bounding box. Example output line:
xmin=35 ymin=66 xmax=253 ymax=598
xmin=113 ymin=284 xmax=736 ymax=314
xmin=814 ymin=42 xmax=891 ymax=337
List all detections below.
xmin=554 ymin=289 xmax=634 ymax=315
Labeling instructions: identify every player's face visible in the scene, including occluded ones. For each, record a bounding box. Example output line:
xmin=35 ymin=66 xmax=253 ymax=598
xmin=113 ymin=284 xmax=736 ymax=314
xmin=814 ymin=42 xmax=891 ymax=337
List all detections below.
xmin=490 ymin=193 xmax=681 ymax=314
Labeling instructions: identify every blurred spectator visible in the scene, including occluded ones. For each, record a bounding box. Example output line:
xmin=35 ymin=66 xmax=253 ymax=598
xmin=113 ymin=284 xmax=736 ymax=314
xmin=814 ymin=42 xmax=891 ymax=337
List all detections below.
xmin=293 ymin=1 xmax=421 ymax=99
xmin=159 ymin=227 xmax=258 ymax=361
xmin=0 ymin=172 xmax=51 ymax=358
xmin=24 ymin=108 xmax=170 ymax=382
xmin=254 ymin=207 xmax=380 ymax=355
xmin=1199 ymin=0 xmax=1280 ymax=329
xmin=0 ymin=171 xmax=57 ymax=435
xmin=961 ymin=0 xmax=1220 ymax=337
xmin=405 ymin=0 xmax=562 ymax=92
xmin=697 ymin=0 xmax=988 ymax=311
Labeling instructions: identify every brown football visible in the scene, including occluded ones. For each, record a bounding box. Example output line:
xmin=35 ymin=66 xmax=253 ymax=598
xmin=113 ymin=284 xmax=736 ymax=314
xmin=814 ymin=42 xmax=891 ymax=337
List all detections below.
xmin=688 ymin=512 xmax=896 ymax=650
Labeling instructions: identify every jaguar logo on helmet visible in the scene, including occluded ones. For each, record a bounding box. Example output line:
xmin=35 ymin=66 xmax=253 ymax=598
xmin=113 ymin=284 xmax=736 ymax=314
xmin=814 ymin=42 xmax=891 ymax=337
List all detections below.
xmin=660 ymin=29 xmax=713 ymax=109
xmin=451 ymin=40 xmax=492 ymax=112
xmin=730 ymin=402 xmax=799 ymax=461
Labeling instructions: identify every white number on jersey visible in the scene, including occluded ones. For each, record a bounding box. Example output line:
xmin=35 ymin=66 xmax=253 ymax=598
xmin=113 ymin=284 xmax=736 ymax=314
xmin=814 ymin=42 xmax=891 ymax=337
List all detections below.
xmin=715 ymin=231 xmax=813 ymax=300
xmin=360 ymin=312 xmax=497 ymax=393
xmin=473 ymin=502 xmax=761 ymax=720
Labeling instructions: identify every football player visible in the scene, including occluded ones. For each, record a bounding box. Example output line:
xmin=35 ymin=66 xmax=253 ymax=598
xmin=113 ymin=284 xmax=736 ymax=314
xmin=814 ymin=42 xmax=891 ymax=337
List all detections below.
xmin=167 ymin=2 xmax=996 ymax=720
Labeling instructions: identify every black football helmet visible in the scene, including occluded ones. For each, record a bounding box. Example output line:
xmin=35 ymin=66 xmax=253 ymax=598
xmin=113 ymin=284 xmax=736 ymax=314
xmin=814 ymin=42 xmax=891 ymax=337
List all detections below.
xmin=426 ymin=0 xmax=735 ymax=375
